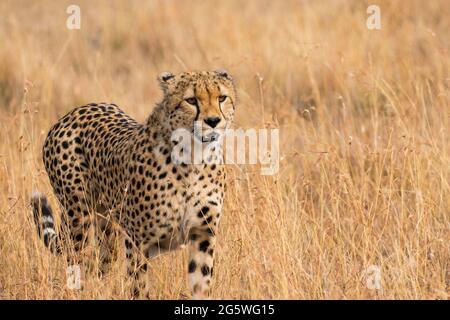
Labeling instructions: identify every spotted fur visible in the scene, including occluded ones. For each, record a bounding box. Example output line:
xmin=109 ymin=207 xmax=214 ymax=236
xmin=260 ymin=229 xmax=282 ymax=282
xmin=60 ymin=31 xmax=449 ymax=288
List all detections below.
xmin=31 ymin=70 xmax=236 ymax=299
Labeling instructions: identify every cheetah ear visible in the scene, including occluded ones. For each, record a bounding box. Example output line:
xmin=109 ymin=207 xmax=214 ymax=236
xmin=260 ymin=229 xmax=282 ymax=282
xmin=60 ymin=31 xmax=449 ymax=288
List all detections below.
xmin=214 ymin=69 xmax=232 ymax=80
xmin=157 ymin=72 xmax=175 ymax=93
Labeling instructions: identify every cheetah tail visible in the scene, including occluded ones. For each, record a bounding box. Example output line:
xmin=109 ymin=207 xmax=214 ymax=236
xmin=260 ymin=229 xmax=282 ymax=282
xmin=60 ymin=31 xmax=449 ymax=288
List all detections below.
xmin=31 ymin=192 xmax=61 ymax=254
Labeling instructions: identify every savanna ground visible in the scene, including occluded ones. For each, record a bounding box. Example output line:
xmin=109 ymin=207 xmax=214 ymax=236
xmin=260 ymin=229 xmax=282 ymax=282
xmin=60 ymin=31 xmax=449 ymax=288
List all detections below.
xmin=0 ymin=0 xmax=448 ymax=299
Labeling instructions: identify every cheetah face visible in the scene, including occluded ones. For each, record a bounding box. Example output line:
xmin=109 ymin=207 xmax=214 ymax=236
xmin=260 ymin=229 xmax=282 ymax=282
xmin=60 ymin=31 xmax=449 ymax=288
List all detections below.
xmin=159 ymin=70 xmax=236 ymax=143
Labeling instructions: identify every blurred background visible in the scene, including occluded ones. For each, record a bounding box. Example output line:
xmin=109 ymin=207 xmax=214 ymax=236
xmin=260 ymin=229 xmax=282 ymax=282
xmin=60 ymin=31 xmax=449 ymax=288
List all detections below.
xmin=0 ymin=0 xmax=448 ymax=299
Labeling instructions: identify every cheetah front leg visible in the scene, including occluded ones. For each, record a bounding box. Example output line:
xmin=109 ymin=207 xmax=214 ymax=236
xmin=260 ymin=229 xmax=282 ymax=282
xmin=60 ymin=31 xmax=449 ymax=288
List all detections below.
xmin=188 ymin=232 xmax=216 ymax=299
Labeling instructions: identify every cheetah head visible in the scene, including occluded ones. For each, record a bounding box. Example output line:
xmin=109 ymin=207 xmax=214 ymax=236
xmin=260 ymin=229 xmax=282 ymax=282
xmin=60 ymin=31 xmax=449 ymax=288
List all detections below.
xmin=158 ymin=70 xmax=236 ymax=143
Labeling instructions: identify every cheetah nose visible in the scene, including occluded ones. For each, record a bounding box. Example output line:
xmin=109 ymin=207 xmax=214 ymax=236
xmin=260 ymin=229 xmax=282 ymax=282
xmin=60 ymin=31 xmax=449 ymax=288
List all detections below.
xmin=204 ymin=117 xmax=221 ymax=128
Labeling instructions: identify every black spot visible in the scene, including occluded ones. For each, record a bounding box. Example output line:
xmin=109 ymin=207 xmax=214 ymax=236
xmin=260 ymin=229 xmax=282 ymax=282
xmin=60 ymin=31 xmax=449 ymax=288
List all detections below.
xmin=188 ymin=260 xmax=196 ymax=273
xmin=202 ymin=215 xmax=213 ymax=225
xmin=201 ymin=265 xmax=210 ymax=276
xmin=190 ymin=234 xmax=198 ymax=241
xmin=199 ymin=240 xmax=210 ymax=252
xmin=158 ymin=172 xmax=167 ymax=179
xmin=198 ymin=206 xmax=209 ymax=218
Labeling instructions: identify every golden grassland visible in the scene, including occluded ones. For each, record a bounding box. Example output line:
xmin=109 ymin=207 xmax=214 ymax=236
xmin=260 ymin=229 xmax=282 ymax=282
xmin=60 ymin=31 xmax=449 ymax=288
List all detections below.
xmin=0 ymin=0 xmax=448 ymax=299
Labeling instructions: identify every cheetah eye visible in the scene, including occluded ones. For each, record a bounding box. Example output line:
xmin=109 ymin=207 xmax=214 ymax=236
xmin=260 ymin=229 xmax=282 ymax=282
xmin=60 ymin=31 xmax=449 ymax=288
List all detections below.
xmin=218 ymin=95 xmax=227 ymax=103
xmin=185 ymin=97 xmax=198 ymax=106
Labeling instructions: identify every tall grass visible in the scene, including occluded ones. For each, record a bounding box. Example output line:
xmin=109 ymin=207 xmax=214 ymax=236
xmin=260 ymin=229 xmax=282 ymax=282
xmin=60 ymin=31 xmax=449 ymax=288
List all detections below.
xmin=0 ymin=0 xmax=448 ymax=299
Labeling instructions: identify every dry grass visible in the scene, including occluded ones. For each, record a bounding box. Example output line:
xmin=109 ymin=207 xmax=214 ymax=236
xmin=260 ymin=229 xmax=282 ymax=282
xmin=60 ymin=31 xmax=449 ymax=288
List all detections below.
xmin=0 ymin=0 xmax=449 ymax=299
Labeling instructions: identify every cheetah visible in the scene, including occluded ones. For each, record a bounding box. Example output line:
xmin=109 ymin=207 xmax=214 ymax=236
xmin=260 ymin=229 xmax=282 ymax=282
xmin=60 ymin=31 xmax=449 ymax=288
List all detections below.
xmin=31 ymin=70 xmax=236 ymax=299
